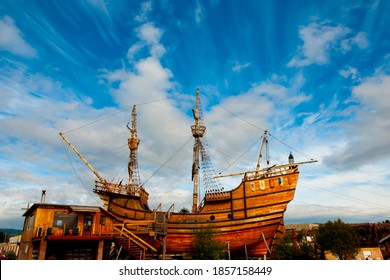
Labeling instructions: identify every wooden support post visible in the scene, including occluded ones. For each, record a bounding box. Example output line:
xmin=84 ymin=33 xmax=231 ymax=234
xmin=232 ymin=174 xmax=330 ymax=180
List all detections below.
xmin=38 ymin=239 xmax=47 ymax=260
xmin=162 ymin=235 xmax=166 ymax=260
xmin=116 ymin=245 xmax=122 ymax=260
xmin=243 ymin=182 xmax=247 ymax=218
xmin=97 ymin=240 xmax=104 ymax=260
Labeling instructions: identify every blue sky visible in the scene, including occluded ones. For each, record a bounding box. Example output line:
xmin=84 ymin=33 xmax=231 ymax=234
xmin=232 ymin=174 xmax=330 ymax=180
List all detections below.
xmin=1 ymin=0 xmax=389 ymax=229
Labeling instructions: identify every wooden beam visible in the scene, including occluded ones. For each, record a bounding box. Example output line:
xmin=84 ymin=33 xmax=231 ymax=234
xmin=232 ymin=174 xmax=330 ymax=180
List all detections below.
xmin=214 ymin=160 xmax=318 ymax=178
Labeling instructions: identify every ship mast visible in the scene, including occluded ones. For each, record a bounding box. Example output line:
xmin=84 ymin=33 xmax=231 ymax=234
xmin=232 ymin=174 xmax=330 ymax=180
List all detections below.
xmin=256 ymin=130 xmax=270 ymax=170
xmin=191 ymin=89 xmax=206 ymax=212
xmin=126 ymin=105 xmax=142 ymax=191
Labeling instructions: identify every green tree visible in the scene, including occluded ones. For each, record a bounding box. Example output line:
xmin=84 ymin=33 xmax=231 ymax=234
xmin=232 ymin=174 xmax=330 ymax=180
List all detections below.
xmin=272 ymin=234 xmax=318 ymax=260
xmin=317 ymin=219 xmax=359 ymax=260
xmin=194 ymin=224 xmax=225 ymax=259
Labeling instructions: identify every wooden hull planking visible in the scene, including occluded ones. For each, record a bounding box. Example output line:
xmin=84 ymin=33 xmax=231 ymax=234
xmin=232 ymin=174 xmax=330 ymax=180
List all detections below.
xmin=94 ymin=167 xmax=299 ymax=257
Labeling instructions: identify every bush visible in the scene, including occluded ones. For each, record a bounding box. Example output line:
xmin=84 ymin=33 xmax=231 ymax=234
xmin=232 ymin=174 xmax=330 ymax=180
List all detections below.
xmin=194 ymin=224 xmax=226 ymax=259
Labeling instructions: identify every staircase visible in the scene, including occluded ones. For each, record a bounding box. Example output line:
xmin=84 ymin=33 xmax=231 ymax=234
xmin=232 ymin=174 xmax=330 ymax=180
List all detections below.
xmin=113 ymin=223 xmax=157 ymax=260
xmin=112 ymin=204 xmax=174 ymax=260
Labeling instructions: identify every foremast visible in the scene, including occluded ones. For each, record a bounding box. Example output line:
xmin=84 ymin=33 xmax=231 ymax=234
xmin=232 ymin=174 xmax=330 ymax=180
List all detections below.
xmin=126 ymin=105 xmax=142 ymax=192
xmin=191 ymin=89 xmax=206 ymax=212
xmin=60 ymin=105 xmax=149 ymax=206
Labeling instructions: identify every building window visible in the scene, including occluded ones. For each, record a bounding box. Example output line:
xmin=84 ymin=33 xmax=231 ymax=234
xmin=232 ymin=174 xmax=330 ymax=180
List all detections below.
xmin=53 ymin=213 xmax=79 ymax=228
xmin=56 ymin=219 xmax=63 ymax=227
xmin=84 ymin=215 xmax=92 ymax=229
xmin=100 ymin=216 xmax=106 ymax=225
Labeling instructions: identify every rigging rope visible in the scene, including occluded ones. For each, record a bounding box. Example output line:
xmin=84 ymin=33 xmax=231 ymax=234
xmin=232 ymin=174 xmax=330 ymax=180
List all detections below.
xmin=142 ymin=136 xmax=193 ymax=186
xmin=60 ymin=138 xmax=104 ymax=207
xmin=63 ymin=93 xmax=185 ymax=134
xmin=217 ymin=135 xmax=263 ymax=174
xmin=217 ymin=104 xmax=314 ymax=161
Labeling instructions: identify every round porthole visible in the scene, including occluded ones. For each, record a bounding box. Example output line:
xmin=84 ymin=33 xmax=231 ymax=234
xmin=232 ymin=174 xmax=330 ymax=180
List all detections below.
xmin=227 ymin=214 xmax=233 ymax=220
xmin=210 ymin=215 xmax=215 ymax=221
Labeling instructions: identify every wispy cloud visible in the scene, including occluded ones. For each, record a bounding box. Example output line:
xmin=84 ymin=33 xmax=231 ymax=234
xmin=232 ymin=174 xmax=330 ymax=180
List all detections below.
xmin=195 ymin=0 xmax=204 ymax=24
xmin=79 ymin=0 xmax=120 ymax=46
xmin=0 ymin=16 xmax=37 ymax=57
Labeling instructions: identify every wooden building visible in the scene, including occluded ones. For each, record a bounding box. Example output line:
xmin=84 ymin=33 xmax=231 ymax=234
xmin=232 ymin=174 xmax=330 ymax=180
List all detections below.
xmin=0 ymin=234 xmax=21 ymax=258
xmin=19 ymin=203 xmax=117 ymax=260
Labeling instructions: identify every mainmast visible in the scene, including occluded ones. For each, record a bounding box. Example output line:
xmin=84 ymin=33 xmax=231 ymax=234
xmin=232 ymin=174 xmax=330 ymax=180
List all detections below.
xmin=191 ymin=89 xmax=206 ymax=212
xmin=126 ymin=105 xmax=142 ymax=191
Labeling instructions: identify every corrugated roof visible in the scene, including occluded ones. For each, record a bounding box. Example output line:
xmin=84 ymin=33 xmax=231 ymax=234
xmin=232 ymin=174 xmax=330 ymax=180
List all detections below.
xmin=22 ymin=203 xmax=116 ymax=219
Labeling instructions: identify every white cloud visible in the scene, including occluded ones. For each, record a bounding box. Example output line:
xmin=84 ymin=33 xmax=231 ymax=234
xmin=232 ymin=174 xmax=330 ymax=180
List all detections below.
xmin=0 ymin=16 xmax=37 ymax=57
xmin=353 ymin=75 xmax=390 ymax=112
xmin=339 ymin=66 xmax=358 ymax=80
xmin=288 ymin=21 xmax=367 ymax=67
xmin=107 ymin=57 xmax=173 ymax=107
xmin=324 ymin=74 xmax=390 ymax=169
xmin=135 ymin=1 xmax=153 ymax=22
xmin=127 ymin=43 xmax=143 ymax=60
xmin=127 ymin=23 xmax=166 ymax=60
xmin=341 ymin=32 xmax=369 ymax=52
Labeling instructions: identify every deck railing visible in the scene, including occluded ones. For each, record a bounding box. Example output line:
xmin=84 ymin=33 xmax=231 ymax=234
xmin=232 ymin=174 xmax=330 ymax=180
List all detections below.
xmin=94 ymin=181 xmax=140 ymax=196
xmin=25 ymin=224 xmax=116 ymax=240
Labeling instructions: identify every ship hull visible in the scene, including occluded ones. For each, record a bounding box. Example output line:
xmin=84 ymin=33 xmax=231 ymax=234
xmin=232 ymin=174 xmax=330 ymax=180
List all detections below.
xmin=95 ymin=166 xmax=299 ymax=258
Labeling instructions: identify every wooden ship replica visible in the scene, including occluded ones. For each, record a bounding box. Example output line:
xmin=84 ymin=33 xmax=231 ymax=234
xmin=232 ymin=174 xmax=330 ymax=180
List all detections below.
xmin=60 ymin=89 xmax=316 ymax=259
